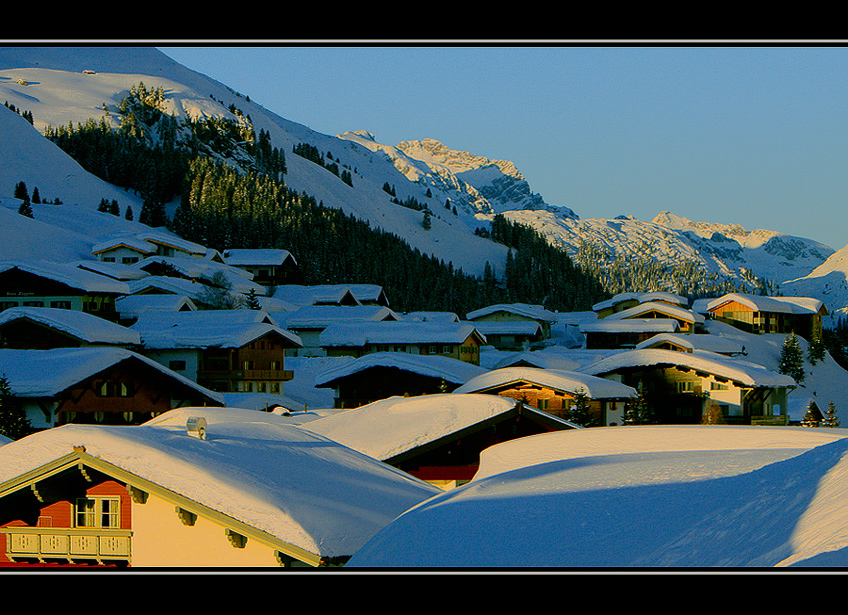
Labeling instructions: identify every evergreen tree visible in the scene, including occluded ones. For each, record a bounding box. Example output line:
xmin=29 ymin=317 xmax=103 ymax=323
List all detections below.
xmin=17 ymin=200 xmax=33 ymax=218
xmin=808 ymin=329 xmax=826 ymax=365
xmin=801 ymin=401 xmax=820 ymax=427
xmin=778 ymin=332 xmax=806 ymax=384
xmin=245 ymin=288 xmax=261 ymax=310
xmin=0 ymin=374 xmax=31 ymax=440
xmin=13 ymin=181 xmax=28 ymax=201
xmin=823 ymin=401 xmax=841 ymax=428
xmin=568 ymin=387 xmax=597 ymax=427
xmin=623 ymin=382 xmax=656 ymax=425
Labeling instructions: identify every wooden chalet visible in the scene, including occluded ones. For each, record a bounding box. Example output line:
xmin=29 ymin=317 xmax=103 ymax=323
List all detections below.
xmin=454 ymin=366 xmax=637 ymax=426
xmin=275 ymin=305 xmax=401 ymax=357
xmin=319 ymin=321 xmax=486 ymax=365
xmin=466 ymin=303 xmax=558 ymax=341
xmin=0 ymin=261 xmax=129 ymax=322
xmin=706 ymin=293 xmax=828 ymax=340
xmin=0 ymin=306 xmax=141 ymax=350
xmin=314 ymin=352 xmax=487 ymax=409
xmin=304 ymin=394 xmax=576 ymax=489
xmin=592 ymin=292 xmax=689 ymax=319
xmin=0 ymin=347 xmax=223 ymax=429
xmin=130 ymin=310 xmax=303 ymax=395
xmin=223 ymin=249 xmax=300 ymax=286
xmin=580 ymin=348 xmax=796 ymax=425
xmin=580 ymin=318 xmax=681 ymax=349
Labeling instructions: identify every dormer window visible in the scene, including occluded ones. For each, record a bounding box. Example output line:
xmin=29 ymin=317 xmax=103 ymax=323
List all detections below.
xmin=75 ymin=497 xmax=120 ymax=528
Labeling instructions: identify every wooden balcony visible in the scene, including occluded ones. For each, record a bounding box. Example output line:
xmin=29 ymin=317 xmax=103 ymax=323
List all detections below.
xmin=197 ymin=369 xmax=294 ymax=382
xmin=3 ymin=526 xmax=132 ymax=564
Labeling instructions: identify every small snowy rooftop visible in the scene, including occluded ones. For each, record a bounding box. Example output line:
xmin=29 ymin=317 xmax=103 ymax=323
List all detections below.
xmin=0 ymin=306 xmax=141 ymax=346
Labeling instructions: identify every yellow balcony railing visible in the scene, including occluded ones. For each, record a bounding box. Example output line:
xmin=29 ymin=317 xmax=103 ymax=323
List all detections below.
xmin=3 ymin=526 xmax=132 ymax=563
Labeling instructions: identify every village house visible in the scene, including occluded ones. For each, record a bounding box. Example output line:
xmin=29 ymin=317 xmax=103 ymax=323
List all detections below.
xmin=705 ymin=293 xmax=828 ymax=340
xmin=578 ymin=348 xmax=796 ymax=425
xmin=580 ymin=318 xmax=681 ymax=349
xmin=303 ymin=394 xmax=577 ymax=489
xmin=92 ymin=232 xmax=208 ymax=263
xmin=0 ymin=347 xmax=223 ymax=429
xmin=130 ymin=310 xmax=302 ymax=395
xmin=602 ymin=300 xmax=705 ymax=333
xmin=274 ymin=305 xmax=401 ymax=357
xmin=314 ymin=351 xmax=487 ymax=409
xmin=0 ymin=407 xmax=440 ymax=568
xmin=465 ymin=303 xmax=558 ymax=342
xmin=635 ymin=332 xmax=746 ymax=356
xmin=453 ymin=366 xmax=637 ymax=426
xmin=0 ymin=261 xmax=129 ymax=322
xmin=592 ymin=291 xmax=690 ymax=319
xmin=0 ymin=306 xmax=141 ymax=350
xmin=319 ymin=321 xmax=486 ymax=365
xmin=223 ymin=249 xmax=299 ymax=287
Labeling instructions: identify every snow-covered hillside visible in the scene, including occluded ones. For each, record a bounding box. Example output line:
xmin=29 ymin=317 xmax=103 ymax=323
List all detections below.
xmin=2 ymin=45 xmax=847 ymax=316
xmin=0 ymin=47 xmax=508 ymax=277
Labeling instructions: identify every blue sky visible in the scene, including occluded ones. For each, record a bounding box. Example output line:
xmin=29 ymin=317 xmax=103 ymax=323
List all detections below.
xmin=159 ymin=44 xmax=848 ymax=251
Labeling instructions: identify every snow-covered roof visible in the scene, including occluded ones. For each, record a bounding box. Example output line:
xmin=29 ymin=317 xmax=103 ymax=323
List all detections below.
xmin=0 ymin=306 xmax=141 ymax=346
xmin=136 ymin=231 xmax=207 ymax=256
xmin=75 ymin=260 xmax=150 ymax=281
xmin=115 ymin=293 xmax=197 ymax=316
xmin=580 ymin=318 xmax=681 ymax=334
xmin=466 ymin=303 xmax=558 ymax=323
xmin=130 ymin=310 xmax=302 ymax=349
xmin=302 ymin=393 xmax=575 ymax=462
xmin=0 ymin=260 xmax=129 ymax=294
xmin=223 ymin=248 xmax=296 ymax=266
xmin=133 ymin=256 xmax=264 ymax=296
xmin=404 ymin=312 xmax=460 ymax=323
xmin=127 ymin=275 xmax=207 ymax=299
xmin=635 ymin=333 xmax=746 ymax=355
xmin=0 ymin=407 xmax=440 ymax=561
xmin=319 ymin=321 xmax=485 ymax=348
xmin=465 ymin=320 xmax=542 ymax=336
xmin=453 ymin=366 xmax=637 ymax=399
xmin=707 ymin=293 xmax=826 ymax=315
xmin=604 ymin=301 xmax=704 ymax=324
xmin=315 ymin=351 xmax=487 ymax=387
xmin=278 ymin=305 xmax=400 ymax=330
xmin=0 ymin=347 xmax=223 ymax=402
xmin=592 ymin=291 xmax=688 ymax=312
xmin=91 ymin=236 xmax=157 ymax=256
xmin=345 ymin=425 xmax=848 ymax=567
xmin=578 ymin=348 xmax=796 ymax=388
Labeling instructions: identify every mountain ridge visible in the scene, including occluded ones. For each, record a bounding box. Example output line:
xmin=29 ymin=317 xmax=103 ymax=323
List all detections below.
xmin=1 ymin=46 xmax=845 ymax=316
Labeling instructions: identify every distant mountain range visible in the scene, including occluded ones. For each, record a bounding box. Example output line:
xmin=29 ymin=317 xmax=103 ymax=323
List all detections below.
xmin=1 ymin=46 xmax=846 ymax=318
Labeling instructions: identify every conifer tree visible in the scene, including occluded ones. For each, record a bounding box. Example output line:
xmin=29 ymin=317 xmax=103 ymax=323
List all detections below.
xmin=823 ymin=401 xmax=841 ymax=428
xmin=568 ymin=387 xmax=597 ymax=427
xmin=0 ymin=374 xmax=31 ymax=441
xmin=779 ymin=332 xmax=806 ymax=384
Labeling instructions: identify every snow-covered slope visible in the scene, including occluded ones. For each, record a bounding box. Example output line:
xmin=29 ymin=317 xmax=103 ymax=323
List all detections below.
xmin=0 ymin=47 xmax=508 ymax=277
xmin=0 ymin=46 xmax=843 ymax=312
xmin=346 ymin=425 xmax=848 ymax=567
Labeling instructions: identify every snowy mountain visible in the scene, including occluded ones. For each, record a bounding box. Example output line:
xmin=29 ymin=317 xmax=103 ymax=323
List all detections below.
xmin=1 ymin=46 xmax=845 ymax=314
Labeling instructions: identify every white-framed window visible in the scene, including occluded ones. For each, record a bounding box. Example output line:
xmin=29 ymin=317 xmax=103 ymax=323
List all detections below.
xmin=75 ymin=496 xmax=120 ymax=529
